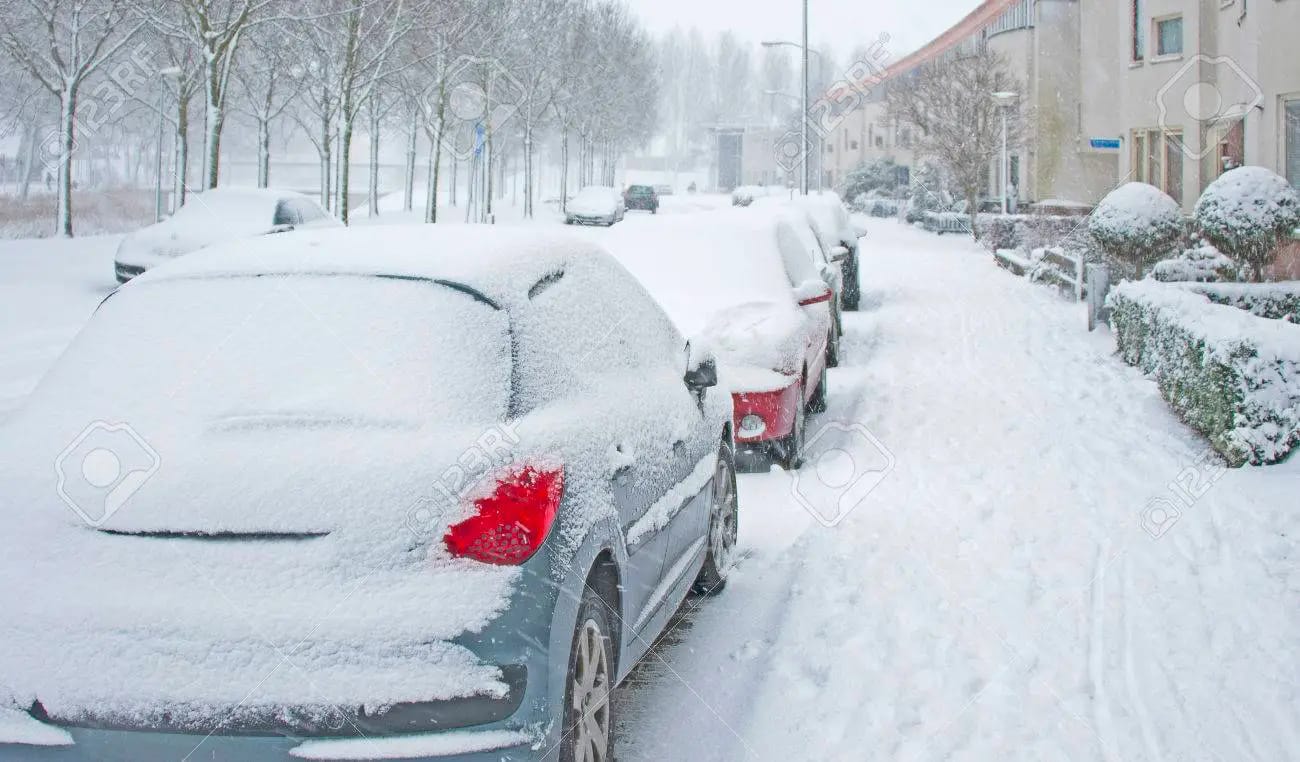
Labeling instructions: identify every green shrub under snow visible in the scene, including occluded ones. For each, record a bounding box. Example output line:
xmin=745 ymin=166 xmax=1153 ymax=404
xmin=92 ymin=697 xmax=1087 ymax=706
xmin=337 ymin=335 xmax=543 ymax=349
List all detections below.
xmin=1108 ymin=280 xmax=1300 ymax=465
xmin=1181 ymin=282 xmax=1300 ymax=325
xmin=1194 ymin=166 xmax=1300 ymax=282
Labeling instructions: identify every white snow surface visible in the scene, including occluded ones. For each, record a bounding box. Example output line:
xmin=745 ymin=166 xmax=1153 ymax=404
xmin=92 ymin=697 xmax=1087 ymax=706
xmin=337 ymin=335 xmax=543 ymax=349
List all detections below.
xmin=614 ymin=218 xmax=1299 ymax=762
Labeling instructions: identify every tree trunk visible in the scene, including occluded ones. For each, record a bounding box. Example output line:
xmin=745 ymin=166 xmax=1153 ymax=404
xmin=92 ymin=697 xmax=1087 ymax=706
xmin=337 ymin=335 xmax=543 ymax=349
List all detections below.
xmin=18 ymin=121 xmax=36 ymax=201
xmin=523 ymin=126 xmax=532 ymax=218
xmin=560 ymin=129 xmax=569 ymax=215
xmin=56 ymin=89 xmax=77 ymax=237
xmin=257 ymin=119 xmax=270 ymax=188
xmin=368 ymin=95 xmax=380 ymax=218
xmin=405 ymin=108 xmax=417 ymax=213
xmin=174 ymin=97 xmax=190 ymax=210
xmin=319 ymin=110 xmax=332 ymax=211
xmin=202 ymin=84 xmax=223 ymax=190
xmin=339 ymin=118 xmax=353 ymax=225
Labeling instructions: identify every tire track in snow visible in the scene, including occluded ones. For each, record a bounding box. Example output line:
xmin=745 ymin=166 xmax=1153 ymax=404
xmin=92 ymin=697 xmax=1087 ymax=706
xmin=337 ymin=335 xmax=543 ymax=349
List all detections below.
xmin=1088 ymin=541 xmax=1121 ymax=761
xmin=1121 ymin=554 xmax=1165 ymax=762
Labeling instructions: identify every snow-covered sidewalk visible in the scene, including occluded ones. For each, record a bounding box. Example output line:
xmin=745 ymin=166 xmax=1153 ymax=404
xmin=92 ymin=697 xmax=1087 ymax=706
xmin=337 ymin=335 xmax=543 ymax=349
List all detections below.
xmin=617 ymin=219 xmax=1299 ymax=761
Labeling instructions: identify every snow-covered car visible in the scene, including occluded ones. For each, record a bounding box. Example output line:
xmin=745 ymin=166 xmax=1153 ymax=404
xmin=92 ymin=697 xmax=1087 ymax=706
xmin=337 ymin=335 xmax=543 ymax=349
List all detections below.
xmin=788 ymin=192 xmax=866 ymax=311
xmin=0 ymin=226 xmax=736 ymax=762
xmin=604 ymin=209 xmax=835 ymax=468
xmin=564 ymin=186 xmax=625 ymax=226
xmin=113 ymin=188 xmax=339 ymax=283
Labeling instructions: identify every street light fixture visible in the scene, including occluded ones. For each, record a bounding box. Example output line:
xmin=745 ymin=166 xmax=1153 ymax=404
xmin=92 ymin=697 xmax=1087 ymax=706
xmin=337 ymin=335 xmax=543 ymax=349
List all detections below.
xmin=155 ymin=66 xmax=183 ymax=222
xmin=992 ymin=90 xmax=1018 ymax=214
xmin=761 ymin=0 xmax=812 ymax=194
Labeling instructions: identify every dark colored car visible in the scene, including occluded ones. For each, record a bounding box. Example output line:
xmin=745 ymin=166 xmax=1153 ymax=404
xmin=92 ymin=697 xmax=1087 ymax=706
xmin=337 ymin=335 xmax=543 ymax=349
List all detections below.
xmin=623 ymin=185 xmax=659 ymax=213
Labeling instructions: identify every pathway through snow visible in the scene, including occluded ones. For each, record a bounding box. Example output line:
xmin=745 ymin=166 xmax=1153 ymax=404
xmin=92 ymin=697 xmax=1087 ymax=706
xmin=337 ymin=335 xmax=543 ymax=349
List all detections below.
xmin=617 ymin=219 xmax=1298 ymax=762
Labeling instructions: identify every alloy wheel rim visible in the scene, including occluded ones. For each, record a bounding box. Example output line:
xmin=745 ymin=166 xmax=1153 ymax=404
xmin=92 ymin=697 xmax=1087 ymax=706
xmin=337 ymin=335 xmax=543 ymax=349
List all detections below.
xmin=571 ymin=619 xmax=611 ymax=762
xmin=709 ymin=459 xmax=737 ymax=572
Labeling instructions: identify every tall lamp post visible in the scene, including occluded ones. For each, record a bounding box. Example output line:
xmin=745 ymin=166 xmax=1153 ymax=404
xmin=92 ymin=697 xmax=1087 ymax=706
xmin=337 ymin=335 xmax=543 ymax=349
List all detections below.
xmin=763 ymin=12 xmax=819 ymax=196
xmin=155 ymin=67 xmax=182 ymax=222
xmin=992 ymin=91 xmax=1018 ymax=214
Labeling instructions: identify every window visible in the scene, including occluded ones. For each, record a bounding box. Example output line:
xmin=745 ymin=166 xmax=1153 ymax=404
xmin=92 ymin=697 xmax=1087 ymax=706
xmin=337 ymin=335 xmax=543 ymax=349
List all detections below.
xmin=1155 ymin=16 xmax=1183 ymax=56
xmin=874 ymin=135 xmax=884 ymax=148
xmin=1131 ymin=0 xmax=1145 ymax=61
xmin=850 ymin=140 xmax=859 ymax=150
xmin=1286 ymin=99 xmax=1300 ymax=190
xmin=1132 ymin=128 xmax=1184 ymax=204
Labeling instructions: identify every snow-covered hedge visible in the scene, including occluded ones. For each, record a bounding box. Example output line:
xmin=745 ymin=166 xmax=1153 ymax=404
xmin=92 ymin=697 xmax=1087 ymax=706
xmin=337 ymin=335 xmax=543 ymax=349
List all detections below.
xmin=975 ymin=214 xmax=1101 ymax=258
xmin=920 ymin=211 xmax=971 ymax=234
xmin=1194 ymin=166 xmax=1300 ymax=281
xmin=861 ymin=198 xmax=902 ymax=218
xmin=1108 ymin=280 xmax=1300 ymax=465
xmin=1181 ymin=282 xmax=1300 ymax=324
xmin=1152 ymin=240 xmax=1241 ymax=283
xmin=1089 ymin=182 xmax=1186 ymax=279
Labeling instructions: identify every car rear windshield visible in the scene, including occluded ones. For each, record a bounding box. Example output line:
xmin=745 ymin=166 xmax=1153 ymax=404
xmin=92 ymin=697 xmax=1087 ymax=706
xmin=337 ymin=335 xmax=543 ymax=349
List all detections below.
xmin=627 ymin=186 xmax=653 ymax=194
xmin=49 ymin=275 xmax=511 ymax=427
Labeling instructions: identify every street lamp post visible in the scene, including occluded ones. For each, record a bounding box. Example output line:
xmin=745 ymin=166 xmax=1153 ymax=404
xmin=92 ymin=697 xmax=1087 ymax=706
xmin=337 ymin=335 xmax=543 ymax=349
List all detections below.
xmin=155 ymin=67 xmax=182 ymax=222
xmin=993 ymin=91 xmax=1018 ymax=215
xmin=763 ymin=6 xmax=817 ymax=196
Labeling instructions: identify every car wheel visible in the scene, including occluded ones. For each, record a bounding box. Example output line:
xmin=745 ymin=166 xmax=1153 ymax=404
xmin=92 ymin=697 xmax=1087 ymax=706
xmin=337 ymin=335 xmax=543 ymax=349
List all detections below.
xmin=842 ymin=264 xmax=861 ymax=311
xmin=693 ymin=438 xmax=737 ymax=595
xmin=808 ymin=368 xmax=828 ymax=414
xmin=827 ymin=325 xmax=841 ymax=368
xmin=561 ymin=588 xmax=615 ymax=762
xmin=776 ymin=390 xmax=807 ymax=469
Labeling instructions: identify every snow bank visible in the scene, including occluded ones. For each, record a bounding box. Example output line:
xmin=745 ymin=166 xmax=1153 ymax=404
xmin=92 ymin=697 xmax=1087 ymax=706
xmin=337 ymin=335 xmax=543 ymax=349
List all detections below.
xmin=1108 ymin=279 xmax=1300 ymax=464
xmin=1178 ymin=281 xmax=1300 ymax=324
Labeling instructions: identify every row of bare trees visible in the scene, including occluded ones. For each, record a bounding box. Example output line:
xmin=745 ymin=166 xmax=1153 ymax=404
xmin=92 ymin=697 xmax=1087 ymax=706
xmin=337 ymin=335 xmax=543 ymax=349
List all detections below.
xmin=0 ymin=0 xmax=658 ymax=236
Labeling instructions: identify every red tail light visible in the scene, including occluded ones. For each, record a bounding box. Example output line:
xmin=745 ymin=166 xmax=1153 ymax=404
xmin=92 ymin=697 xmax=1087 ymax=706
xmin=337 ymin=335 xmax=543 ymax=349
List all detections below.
xmin=443 ymin=465 xmax=563 ymax=565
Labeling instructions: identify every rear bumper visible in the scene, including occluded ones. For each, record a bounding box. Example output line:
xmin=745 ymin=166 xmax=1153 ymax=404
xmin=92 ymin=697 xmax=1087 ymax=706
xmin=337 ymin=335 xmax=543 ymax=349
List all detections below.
xmin=732 ymin=380 xmax=802 ymax=444
xmin=0 ymin=725 xmax=537 ymax=761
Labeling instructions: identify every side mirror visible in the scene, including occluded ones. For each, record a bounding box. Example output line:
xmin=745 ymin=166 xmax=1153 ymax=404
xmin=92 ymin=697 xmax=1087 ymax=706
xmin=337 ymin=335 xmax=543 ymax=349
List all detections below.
xmin=683 ymin=342 xmax=719 ymax=392
xmin=684 ymin=357 xmax=718 ymax=392
xmin=829 ymin=245 xmax=850 ymax=264
xmin=794 ymin=279 xmax=833 ymax=306
xmin=268 ymin=224 xmax=296 ymax=235
xmin=853 ymin=222 xmax=869 ymax=239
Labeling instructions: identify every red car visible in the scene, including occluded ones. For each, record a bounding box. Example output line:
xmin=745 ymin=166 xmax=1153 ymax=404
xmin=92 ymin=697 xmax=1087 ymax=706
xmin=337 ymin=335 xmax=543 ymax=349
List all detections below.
xmin=605 ymin=210 xmax=836 ymax=467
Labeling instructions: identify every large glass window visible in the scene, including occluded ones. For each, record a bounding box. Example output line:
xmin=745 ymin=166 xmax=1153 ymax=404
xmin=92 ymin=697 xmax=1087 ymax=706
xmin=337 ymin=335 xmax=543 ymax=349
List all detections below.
xmin=1131 ymin=0 xmax=1145 ymax=61
xmin=1286 ymin=99 xmax=1300 ymax=190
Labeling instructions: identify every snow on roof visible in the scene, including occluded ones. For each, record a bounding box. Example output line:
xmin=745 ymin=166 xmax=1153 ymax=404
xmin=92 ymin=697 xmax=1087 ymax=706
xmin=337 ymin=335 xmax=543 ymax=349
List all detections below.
xmin=137 ymin=224 xmax=606 ymax=309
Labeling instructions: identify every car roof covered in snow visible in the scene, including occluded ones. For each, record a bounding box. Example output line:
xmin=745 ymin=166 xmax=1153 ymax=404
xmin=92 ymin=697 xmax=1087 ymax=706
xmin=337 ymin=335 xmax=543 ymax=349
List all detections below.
xmin=133 ymin=224 xmax=608 ymax=309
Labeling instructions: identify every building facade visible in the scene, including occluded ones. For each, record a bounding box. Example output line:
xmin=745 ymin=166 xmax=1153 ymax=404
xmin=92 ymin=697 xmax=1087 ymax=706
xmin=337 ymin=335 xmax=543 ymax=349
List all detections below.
xmin=838 ymin=0 xmax=1299 ymax=210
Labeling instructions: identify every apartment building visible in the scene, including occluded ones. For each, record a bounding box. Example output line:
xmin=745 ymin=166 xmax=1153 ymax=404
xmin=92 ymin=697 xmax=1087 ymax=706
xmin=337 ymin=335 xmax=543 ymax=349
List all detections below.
xmin=833 ymin=0 xmax=1299 ymax=210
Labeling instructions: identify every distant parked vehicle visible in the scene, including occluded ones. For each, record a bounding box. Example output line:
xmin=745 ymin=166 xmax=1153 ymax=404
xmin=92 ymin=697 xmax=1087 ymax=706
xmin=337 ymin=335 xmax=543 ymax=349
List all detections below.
xmin=605 ymin=210 xmax=835 ymax=469
xmin=0 ymin=225 xmax=736 ymax=762
xmin=654 ymin=184 xmax=674 ymax=196
xmin=565 ymin=186 xmax=626 ymax=226
xmin=623 ymin=184 xmax=660 ymax=214
xmin=113 ymin=188 xmax=338 ymax=283
xmin=791 ymin=193 xmax=867 ymax=311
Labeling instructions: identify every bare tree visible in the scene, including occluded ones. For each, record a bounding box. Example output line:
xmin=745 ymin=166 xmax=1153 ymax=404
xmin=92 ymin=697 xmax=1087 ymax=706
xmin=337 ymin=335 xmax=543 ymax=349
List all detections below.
xmin=231 ymin=18 xmax=300 ymax=187
xmin=886 ymin=46 xmax=1023 ymax=233
xmin=0 ymin=0 xmax=144 ymax=235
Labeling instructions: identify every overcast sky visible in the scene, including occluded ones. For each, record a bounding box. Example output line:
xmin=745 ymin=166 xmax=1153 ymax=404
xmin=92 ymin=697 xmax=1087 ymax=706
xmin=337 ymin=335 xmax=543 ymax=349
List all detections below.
xmin=626 ymin=0 xmax=981 ymax=61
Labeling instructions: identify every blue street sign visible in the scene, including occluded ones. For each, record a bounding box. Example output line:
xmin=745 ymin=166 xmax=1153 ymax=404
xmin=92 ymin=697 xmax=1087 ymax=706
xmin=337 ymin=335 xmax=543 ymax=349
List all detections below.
xmin=1089 ymin=138 xmax=1121 ymax=150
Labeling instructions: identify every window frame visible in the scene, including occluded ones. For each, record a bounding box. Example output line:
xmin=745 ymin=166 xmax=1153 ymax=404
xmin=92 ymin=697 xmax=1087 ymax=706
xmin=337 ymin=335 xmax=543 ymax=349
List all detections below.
xmin=1153 ymin=14 xmax=1183 ymax=58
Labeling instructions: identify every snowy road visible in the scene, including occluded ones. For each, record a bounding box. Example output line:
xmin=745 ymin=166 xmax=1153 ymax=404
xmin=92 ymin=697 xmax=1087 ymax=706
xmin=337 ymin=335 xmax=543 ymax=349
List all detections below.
xmin=615 ymin=219 xmax=1299 ymax=762
xmin=0 ymin=214 xmax=1295 ymax=761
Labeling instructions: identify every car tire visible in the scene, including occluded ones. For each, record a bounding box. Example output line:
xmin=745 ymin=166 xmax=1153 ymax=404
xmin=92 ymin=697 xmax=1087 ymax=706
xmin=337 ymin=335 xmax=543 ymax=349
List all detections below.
xmin=776 ymin=390 xmax=807 ymax=470
xmin=808 ymin=368 xmax=829 ymax=414
xmin=693 ymin=438 xmax=737 ymax=596
xmin=827 ymin=327 xmax=841 ymax=368
xmin=560 ymin=587 xmax=616 ymax=762
xmin=842 ymin=258 xmax=861 ymax=311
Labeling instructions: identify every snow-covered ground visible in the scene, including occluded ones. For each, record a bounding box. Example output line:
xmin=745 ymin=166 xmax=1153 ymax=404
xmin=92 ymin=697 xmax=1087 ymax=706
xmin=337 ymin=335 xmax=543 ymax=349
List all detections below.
xmin=615 ymin=220 xmax=1299 ymax=761
xmin=0 ymin=214 xmax=1295 ymax=761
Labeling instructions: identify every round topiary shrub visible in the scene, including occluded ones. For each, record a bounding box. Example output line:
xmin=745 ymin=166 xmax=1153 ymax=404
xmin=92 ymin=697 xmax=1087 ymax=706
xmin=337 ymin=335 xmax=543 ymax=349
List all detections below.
xmin=1088 ymin=182 xmax=1185 ymax=280
xmin=1194 ymin=166 xmax=1300 ymax=282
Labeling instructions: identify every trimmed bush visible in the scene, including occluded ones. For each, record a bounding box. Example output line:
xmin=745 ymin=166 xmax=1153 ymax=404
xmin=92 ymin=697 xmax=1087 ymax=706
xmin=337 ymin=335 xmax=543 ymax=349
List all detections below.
xmin=975 ymin=214 xmax=1103 ymax=261
xmin=1089 ymin=182 xmax=1185 ymax=279
xmin=1181 ymin=282 xmax=1300 ymax=324
xmin=1108 ymin=280 xmax=1300 ymax=465
xmin=1152 ymin=240 xmax=1241 ymax=283
xmin=1194 ymin=166 xmax=1300 ymax=282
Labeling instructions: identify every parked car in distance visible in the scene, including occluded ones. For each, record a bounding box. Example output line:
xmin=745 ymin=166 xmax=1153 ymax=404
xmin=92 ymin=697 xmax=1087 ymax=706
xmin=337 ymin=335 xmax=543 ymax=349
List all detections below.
xmin=113 ymin=187 xmax=338 ymax=283
xmin=565 ymin=186 xmax=626 ymax=226
xmin=623 ymin=184 xmax=660 ymax=214
xmin=654 ymin=183 xmax=674 ymax=196
xmin=0 ymin=225 xmax=737 ymax=762
xmin=604 ymin=210 xmax=835 ymax=469
xmin=789 ymin=193 xmax=866 ymax=311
